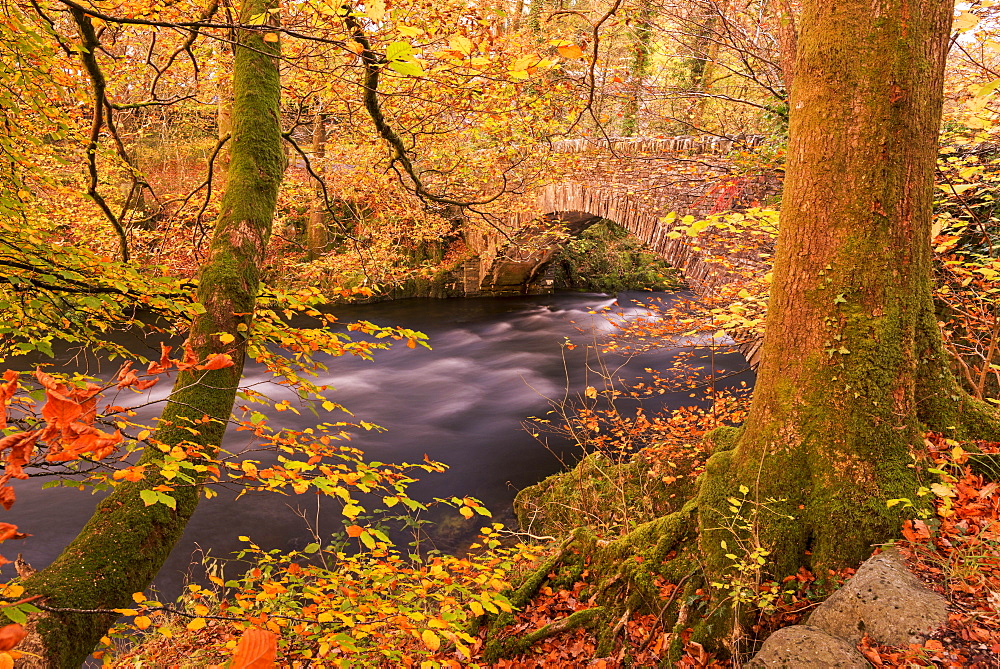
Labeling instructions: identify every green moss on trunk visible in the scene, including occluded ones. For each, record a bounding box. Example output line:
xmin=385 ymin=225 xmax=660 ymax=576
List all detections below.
xmin=22 ymin=2 xmax=284 ymax=665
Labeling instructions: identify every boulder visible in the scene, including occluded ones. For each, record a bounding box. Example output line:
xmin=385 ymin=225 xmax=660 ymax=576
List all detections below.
xmin=748 ymin=625 xmax=870 ymax=668
xmin=807 ymin=547 xmax=948 ymax=646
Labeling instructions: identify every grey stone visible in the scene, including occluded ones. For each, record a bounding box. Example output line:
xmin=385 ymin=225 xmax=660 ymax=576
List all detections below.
xmin=808 ymin=547 xmax=948 ymax=646
xmin=748 ymin=625 xmax=871 ymax=668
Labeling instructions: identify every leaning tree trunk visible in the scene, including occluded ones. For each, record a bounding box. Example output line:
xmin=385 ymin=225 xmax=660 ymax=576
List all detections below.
xmin=21 ymin=1 xmax=283 ymax=665
xmin=697 ymin=0 xmax=1000 ymax=589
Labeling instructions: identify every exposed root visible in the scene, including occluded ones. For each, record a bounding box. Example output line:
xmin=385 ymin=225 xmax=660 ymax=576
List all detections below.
xmin=484 ymin=607 xmax=607 ymax=662
xmin=483 ymin=503 xmax=702 ymax=664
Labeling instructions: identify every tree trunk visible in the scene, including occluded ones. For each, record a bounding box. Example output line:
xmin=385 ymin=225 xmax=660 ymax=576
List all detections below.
xmin=306 ymin=111 xmax=328 ymax=259
xmin=698 ymin=0 xmax=1000 ymax=586
xmin=684 ymin=1 xmax=727 ymax=129
xmin=620 ymin=0 xmax=654 ymax=137
xmin=21 ymin=1 xmax=283 ymax=665
xmin=217 ymin=39 xmax=234 ymax=170
xmin=774 ymin=0 xmax=797 ymax=97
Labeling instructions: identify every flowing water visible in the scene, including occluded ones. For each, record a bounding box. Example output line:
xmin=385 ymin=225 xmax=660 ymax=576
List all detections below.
xmin=4 ymin=291 xmax=752 ymax=597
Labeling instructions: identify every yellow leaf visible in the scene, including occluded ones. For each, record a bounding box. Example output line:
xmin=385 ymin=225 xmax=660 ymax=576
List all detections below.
xmin=584 ymin=386 xmax=598 ymax=399
xmin=448 ymin=35 xmax=473 ymax=56
xmin=954 ymin=11 xmax=979 ymax=31
xmin=132 ymin=592 xmax=146 ymax=604
xmin=366 ymin=0 xmax=386 ymax=20
xmin=187 ymin=617 xmax=207 ymax=631
xmin=218 ymin=333 xmax=236 ymax=344
xmin=557 ymin=44 xmax=584 ymax=59
xmin=459 ymin=506 xmax=474 ymax=519
xmin=511 ymin=54 xmax=538 ymax=72
xmin=469 ymin=601 xmax=485 ymax=616
xmin=398 ymin=25 xmax=423 ymax=38
xmin=112 ymin=608 xmax=138 ymax=616
xmin=421 ymin=629 xmax=441 ymax=652
xmin=263 ymin=33 xmax=278 ymax=43
xmin=134 ymin=616 xmax=152 ymax=630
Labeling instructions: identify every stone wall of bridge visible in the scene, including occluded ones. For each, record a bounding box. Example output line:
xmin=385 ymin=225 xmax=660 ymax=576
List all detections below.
xmin=464 ymin=136 xmax=778 ymax=298
xmin=459 ymin=134 xmax=779 ymax=367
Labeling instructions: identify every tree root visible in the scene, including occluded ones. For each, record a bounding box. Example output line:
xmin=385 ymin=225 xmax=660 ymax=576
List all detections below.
xmin=482 ymin=502 xmax=703 ymax=664
xmin=484 ymin=607 xmax=607 ymax=662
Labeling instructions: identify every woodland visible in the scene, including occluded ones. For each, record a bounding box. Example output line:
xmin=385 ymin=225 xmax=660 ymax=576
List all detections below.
xmin=0 ymin=0 xmax=1000 ymax=666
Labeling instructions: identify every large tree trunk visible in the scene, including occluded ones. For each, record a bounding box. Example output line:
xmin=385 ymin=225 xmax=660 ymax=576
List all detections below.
xmin=21 ymin=1 xmax=283 ymax=665
xmin=698 ymin=0 xmax=1000 ymax=585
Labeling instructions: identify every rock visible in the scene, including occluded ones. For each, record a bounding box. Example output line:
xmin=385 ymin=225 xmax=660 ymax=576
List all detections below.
xmin=808 ymin=547 xmax=948 ymax=646
xmin=748 ymin=625 xmax=871 ymax=668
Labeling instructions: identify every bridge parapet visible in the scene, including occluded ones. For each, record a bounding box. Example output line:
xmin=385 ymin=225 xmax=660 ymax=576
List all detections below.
xmin=549 ymin=134 xmax=767 ymax=156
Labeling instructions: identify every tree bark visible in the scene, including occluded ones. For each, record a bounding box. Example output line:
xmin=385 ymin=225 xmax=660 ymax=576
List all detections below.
xmin=698 ymin=0 xmax=1000 ymax=585
xmin=21 ymin=1 xmax=283 ymax=665
xmin=620 ymin=0 xmax=654 ymax=137
xmin=306 ymin=111 xmax=328 ymax=258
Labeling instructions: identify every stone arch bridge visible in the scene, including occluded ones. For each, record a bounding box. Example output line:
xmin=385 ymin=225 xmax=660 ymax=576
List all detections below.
xmin=460 ymin=135 xmax=779 ymax=300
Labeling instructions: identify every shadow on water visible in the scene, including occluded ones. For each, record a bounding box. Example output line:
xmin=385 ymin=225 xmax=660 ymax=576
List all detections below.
xmin=3 ymin=291 xmax=753 ymax=598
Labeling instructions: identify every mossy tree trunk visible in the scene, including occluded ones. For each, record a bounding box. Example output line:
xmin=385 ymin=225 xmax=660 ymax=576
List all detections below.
xmin=490 ymin=0 xmax=1000 ymax=662
xmin=684 ymin=0 xmax=726 ymax=129
xmin=698 ymin=0 xmax=1000 ymax=584
xmin=21 ymin=1 xmax=283 ymax=665
xmin=620 ymin=0 xmax=654 ymax=137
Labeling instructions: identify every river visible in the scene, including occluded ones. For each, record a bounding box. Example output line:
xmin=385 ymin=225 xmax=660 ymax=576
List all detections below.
xmin=4 ymin=291 xmax=752 ymax=597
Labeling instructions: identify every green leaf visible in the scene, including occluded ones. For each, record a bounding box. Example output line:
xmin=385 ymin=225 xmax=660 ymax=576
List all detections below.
xmin=139 ymin=490 xmax=158 ymax=507
xmin=388 ymin=60 xmax=424 ymax=77
xmin=385 ymin=40 xmax=413 ymax=61
xmin=4 ymin=607 xmax=26 ymax=624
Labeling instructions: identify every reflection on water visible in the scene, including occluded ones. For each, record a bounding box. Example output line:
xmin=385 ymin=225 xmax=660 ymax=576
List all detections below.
xmin=3 ymin=291 xmax=752 ymax=596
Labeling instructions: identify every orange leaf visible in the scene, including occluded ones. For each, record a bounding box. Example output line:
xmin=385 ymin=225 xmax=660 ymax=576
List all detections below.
xmin=0 ymin=431 xmax=38 ymax=482
xmin=557 ymin=44 xmax=584 ymax=59
xmin=0 ymin=625 xmax=25 ymax=653
xmin=147 ymin=343 xmax=173 ymax=375
xmin=0 ymin=488 xmax=14 ymax=512
xmin=230 ymin=628 xmax=278 ymax=669
xmin=346 ymin=525 xmax=364 ymax=538
xmin=41 ymin=390 xmax=82 ymax=427
xmin=0 ymin=372 xmax=17 ymax=431
xmin=0 ymin=525 xmax=27 ymax=543
xmin=199 ymin=353 xmax=234 ymax=371
xmin=134 ymin=378 xmax=159 ymax=391
xmin=33 ymin=369 xmax=63 ymax=393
